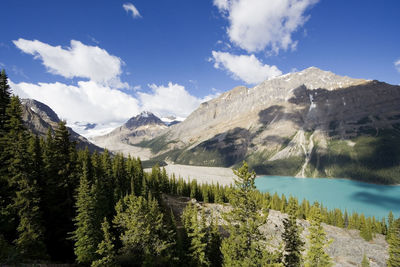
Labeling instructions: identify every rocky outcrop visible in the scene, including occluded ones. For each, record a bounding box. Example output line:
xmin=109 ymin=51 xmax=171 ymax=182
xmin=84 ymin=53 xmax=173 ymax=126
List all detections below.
xmin=163 ymin=195 xmax=388 ymax=267
xmin=21 ymin=99 xmax=102 ymax=152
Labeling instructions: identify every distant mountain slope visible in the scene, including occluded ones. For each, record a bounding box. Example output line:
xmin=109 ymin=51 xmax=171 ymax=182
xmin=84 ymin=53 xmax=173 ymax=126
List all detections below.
xmin=21 ymin=99 xmax=102 ymax=152
xmin=92 ymin=111 xmax=169 ymax=155
xmin=140 ymin=67 xmax=400 ymax=184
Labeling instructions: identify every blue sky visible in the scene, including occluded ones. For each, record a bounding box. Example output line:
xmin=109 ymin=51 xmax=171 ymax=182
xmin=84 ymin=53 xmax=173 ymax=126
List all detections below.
xmin=1 ymin=0 xmax=400 ymax=135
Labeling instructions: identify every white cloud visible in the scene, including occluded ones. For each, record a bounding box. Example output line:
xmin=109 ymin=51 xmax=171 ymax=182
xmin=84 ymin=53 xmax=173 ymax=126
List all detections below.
xmin=10 ymin=80 xmax=140 ymax=124
xmin=138 ymin=83 xmax=217 ymax=118
xmin=213 ymin=0 xmax=318 ymax=53
xmin=214 ymin=0 xmax=229 ymax=10
xmin=395 ymin=59 xmax=400 ymax=73
xmin=11 ymin=38 xmax=217 ymax=135
xmin=211 ymin=51 xmax=282 ymax=84
xmin=123 ymin=3 xmax=141 ymax=18
xmin=13 ymin=39 xmax=127 ymax=88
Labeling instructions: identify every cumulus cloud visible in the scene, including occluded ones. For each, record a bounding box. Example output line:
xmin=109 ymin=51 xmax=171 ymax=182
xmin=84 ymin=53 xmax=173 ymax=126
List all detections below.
xmin=10 ymin=38 xmax=216 ymax=134
xmin=211 ymin=51 xmax=282 ymax=84
xmin=13 ymin=39 xmax=127 ymax=88
xmin=395 ymin=59 xmax=400 ymax=73
xmin=123 ymin=3 xmax=141 ymax=18
xmin=138 ymin=83 xmax=216 ymax=118
xmin=10 ymin=80 xmax=140 ymax=124
xmin=213 ymin=0 xmax=318 ymax=53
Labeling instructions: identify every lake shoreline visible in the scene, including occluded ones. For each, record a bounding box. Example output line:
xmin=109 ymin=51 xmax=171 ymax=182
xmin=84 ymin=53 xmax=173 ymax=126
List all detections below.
xmin=256 ymin=174 xmax=400 ymax=187
xmin=256 ymin=175 xmax=400 ymax=219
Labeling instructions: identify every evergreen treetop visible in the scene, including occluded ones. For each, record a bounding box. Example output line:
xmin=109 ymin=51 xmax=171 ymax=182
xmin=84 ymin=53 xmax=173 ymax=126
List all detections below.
xmin=388 ymin=218 xmax=400 ymax=267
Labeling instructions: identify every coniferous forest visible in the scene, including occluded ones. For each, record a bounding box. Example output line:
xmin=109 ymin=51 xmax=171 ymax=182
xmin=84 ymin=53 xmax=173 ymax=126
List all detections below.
xmin=1 ymin=68 xmax=400 ymax=266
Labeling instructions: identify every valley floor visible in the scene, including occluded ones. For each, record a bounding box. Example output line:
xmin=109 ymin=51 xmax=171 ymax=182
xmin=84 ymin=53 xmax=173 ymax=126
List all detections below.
xmin=90 ymin=141 xmax=153 ymax=160
xmin=146 ymin=163 xmax=236 ymax=186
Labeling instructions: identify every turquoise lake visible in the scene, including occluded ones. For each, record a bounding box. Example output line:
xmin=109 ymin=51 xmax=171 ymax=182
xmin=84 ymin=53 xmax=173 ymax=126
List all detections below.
xmin=255 ymin=176 xmax=400 ymax=219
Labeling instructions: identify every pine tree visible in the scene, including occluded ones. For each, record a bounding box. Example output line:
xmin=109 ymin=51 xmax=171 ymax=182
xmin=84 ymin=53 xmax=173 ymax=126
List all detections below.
xmin=361 ymin=253 xmax=370 ymax=267
xmin=91 ymin=218 xmax=119 ymax=267
xmin=5 ymin=97 xmax=48 ymax=260
xmin=182 ymin=203 xmax=210 ymax=266
xmin=304 ymin=203 xmax=332 ymax=267
xmin=387 ymin=211 xmax=394 ymax=241
xmin=113 ymin=194 xmax=175 ymax=265
xmin=134 ymin=157 xmax=144 ymax=196
xmin=189 ymin=209 xmax=209 ymax=266
xmin=43 ymin=121 xmax=77 ymax=261
xmin=0 ymin=69 xmax=11 ymax=132
xmin=72 ymin=149 xmax=99 ymax=264
xmin=207 ymin=214 xmax=222 ymax=267
xmin=99 ymin=149 xmax=115 ymax=217
xmin=0 ymin=70 xmax=13 ymax=249
xmin=202 ymin=185 xmax=209 ymax=203
xmin=343 ymin=210 xmax=349 ymax=228
xmin=221 ymin=162 xmax=277 ymax=266
xmin=0 ymin=69 xmax=12 ymax=191
xmin=112 ymin=153 xmax=128 ymax=200
xmin=282 ymin=198 xmax=304 ymax=267
xmin=214 ymin=183 xmax=224 ymax=204
xmin=387 ymin=218 xmax=400 ymax=267
xmin=359 ymin=214 xmax=372 ymax=241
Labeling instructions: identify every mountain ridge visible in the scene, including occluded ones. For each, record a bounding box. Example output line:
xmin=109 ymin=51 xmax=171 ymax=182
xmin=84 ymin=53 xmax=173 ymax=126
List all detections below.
xmin=21 ymin=98 xmax=103 ymax=152
xmin=135 ymin=67 xmax=400 ymax=184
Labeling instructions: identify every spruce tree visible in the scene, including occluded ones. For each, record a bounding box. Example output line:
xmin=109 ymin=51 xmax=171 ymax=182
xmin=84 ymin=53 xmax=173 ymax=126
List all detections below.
xmin=0 ymin=83 xmax=14 ymax=250
xmin=91 ymin=218 xmax=119 ymax=267
xmin=99 ymin=149 xmax=115 ymax=217
xmin=207 ymin=214 xmax=222 ymax=267
xmin=113 ymin=194 xmax=175 ymax=265
xmin=387 ymin=218 xmax=400 ymax=267
xmin=282 ymin=198 xmax=304 ymax=267
xmin=0 ymin=69 xmax=11 ymax=187
xmin=221 ymin=162 xmax=277 ymax=266
xmin=72 ymin=149 xmax=99 ymax=264
xmin=6 ymin=97 xmax=48 ymax=260
xmin=359 ymin=214 xmax=372 ymax=241
xmin=0 ymin=70 xmax=13 ymax=249
xmin=112 ymin=153 xmax=128 ymax=200
xmin=304 ymin=203 xmax=332 ymax=267
xmin=182 ymin=203 xmax=210 ymax=267
xmin=387 ymin=211 xmax=394 ymax=241
xmin=44 ymin=121 xmax=77 ymax=261
xmin=0 ymin=69 xmax=11 ymax=132
xmin=189 ymin=210 xmax=209 ymax=266
xmin=361 ymin=253 xmax=370 ymax=267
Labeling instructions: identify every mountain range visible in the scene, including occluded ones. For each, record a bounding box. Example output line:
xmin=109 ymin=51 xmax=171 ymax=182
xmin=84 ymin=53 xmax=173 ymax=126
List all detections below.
xmin=122 ymin=67 xmax=400 ymax=184
xmin=22 ymin=67 xmax=400 ymax=184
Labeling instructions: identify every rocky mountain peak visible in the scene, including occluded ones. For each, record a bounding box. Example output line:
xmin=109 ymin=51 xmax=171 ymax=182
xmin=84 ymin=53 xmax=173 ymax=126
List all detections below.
xmin=124 ymin=111 xmax=165 ymax=129
xmin=258 ymin=67 xmax=368 ymax=92
xmin=21 ymin=98 xmax=60 ymax=123
xmin=20 ymin=98 xmax=102 ymax=152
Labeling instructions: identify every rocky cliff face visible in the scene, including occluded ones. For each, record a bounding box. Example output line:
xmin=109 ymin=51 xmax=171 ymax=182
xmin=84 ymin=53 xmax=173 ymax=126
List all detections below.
xmin=144 ymin=67 xmax=400 ymax=183
xmin=21 ymin=99 xmax=102 ymax=152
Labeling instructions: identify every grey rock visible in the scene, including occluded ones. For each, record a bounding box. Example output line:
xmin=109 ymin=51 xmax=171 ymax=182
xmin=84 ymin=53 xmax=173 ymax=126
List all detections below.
xmin=163 ymin=195 xmax=388 ymax=267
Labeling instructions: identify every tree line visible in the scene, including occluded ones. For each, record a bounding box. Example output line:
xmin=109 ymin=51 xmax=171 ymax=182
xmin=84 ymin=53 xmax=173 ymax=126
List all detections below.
xmin=1 ymin=69 xmax=399 ymax=266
